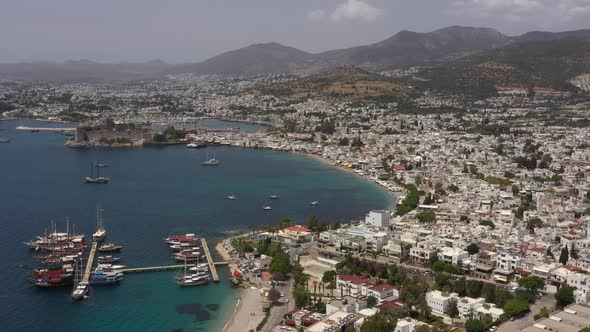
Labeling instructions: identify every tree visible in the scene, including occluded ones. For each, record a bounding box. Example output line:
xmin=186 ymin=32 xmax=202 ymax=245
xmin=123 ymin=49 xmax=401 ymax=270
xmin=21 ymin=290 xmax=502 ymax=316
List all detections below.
xmin=445 ymin=298 xmax=459 ymax=323
xmin=466 ymin=280 xmax=484 ymax=298
xmin=269 ymin=252 xmax=290 ymax=275
xmin=526 ymin=217 xmax=543 ymax=230
xmin=503 ymin=298 xmax=529 ymax=317
xmin=279 ymin=216 xmax=293 ymax=229
xmin=559 ymin=246 xmax=569 ymax=265
xmin=494 ymin=289 xmax=514 ymax=307
xmin=267 ymin=288 xmax=281 ymax=304
xmin=517 ymin=276 xmax=545 ymax=291
xmin=360 ymin=311 xmax=397 ymax=332
xmin=416 ymin=211 xmax=436 ymax=223
xmin=481 ymin=283 xmax=496 ymax=303
xmin=554 ymin=286 xmax=575 ymax=307
xmin=338 ymin=137 xmax=350 ymax=146
xmin=546 ymin=247 xmax=555 ymax=259
xmin=466 ymin=243 xmax=480 ymax=255
xmin=465 ymin=319 xmax=486 ymax=332
xmin=570 ymin=243 xmax=579 ymax=260
xmin=367 ymin=295 xmax=378 ymax=308
xmin=293 ymin=286 xmax=311 ymax=308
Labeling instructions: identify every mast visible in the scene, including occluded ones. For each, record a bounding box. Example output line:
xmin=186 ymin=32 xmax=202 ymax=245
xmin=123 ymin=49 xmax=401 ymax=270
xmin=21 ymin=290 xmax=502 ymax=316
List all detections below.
xmin=96 ymin=161 xmax=100 ymax=178
xmin=89 ymin=162 xmax=93 ymax=178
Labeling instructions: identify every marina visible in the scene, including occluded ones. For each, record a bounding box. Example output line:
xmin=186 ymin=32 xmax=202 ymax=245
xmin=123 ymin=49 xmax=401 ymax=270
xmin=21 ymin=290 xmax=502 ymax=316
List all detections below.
xmin=2 ymin=119 xmax=393 ymax=332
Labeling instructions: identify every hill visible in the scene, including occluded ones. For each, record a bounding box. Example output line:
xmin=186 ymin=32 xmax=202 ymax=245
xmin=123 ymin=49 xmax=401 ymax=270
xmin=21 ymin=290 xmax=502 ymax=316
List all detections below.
xmin=315 ymin=26 xmax=510 ymax=71
xmin=253 ymin=66 xmax=412 ymax=102
xmin=169 ymin=42 xmax=314 ymax=75
xmin=414 ymin=39 xmax=590 ymax=97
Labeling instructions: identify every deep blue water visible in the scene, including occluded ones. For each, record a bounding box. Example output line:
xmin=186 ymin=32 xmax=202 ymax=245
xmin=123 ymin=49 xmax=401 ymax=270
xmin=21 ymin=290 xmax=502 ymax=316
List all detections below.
xmin=0 ymin=120 xmax=393 ymax=332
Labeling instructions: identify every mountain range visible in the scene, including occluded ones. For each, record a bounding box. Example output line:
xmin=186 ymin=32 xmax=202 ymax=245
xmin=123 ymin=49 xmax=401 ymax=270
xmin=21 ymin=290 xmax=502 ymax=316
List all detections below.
xmin=170 ymin=26 xmax=590 ymax=76
xmin=1 ymin=26 xmax=590 ymax=81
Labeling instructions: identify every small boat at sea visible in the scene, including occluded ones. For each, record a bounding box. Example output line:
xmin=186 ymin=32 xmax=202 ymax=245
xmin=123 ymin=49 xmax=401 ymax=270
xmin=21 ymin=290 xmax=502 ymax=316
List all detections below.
xmin=263 ymin=206 xmax=272 ymax=211
xmin=85 ymin=162 xmax=110 ymax=184
xmin=176 ymin=258 xmax=210 ymax=286
xmin=227 ymin=194 xmax=237 ymax=200
xmin=72 ymin=282 xmax=89 ymax=300
xmin=96 ymin=162 xmax=111 ymax=168
xmin=187 ymin=142 xmax=206 ymax=149
xmin=270 ymin=195 xmax=280 ymax=200
xmin=164 ymin=233 xmax=198 ymax=244
xmin=92 ymin=203 xmax=107 ymax=242
xmin=97 ymin=255 xmax=120 ymax=263
xmin=98 ymin=242 xmax=122 ymax=252
xmin=90 ymin=271 xmax=123 ymax=285
xmin=310 ymin=201 xmax=320 ymax=206
xmin=202 ymin=153 xmax=222 ymax=166
xmin=72 ymin=258 xmax=88 ymax=300
xmin=174 ymin=252 xmax=202 ymax=262
xmin=0 ymin=137 xmax=10 ymax=143
xmin=96 ymin=264 xmax=126 ymax=271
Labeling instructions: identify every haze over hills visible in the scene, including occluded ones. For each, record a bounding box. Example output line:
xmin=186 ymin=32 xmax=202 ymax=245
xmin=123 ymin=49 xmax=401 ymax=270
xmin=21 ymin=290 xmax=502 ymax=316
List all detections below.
xmin=1 ymin=26 xmax=590 ymax=82
xmin=414 ymin=38 xmax=590 ymax=97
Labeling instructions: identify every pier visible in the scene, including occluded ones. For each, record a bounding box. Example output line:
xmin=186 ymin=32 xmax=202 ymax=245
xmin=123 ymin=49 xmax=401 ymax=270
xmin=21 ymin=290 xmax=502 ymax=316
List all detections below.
xmin=119 ymin=261 xmax=228 ymax=274
xmin=201 ymin=238 xmax=220 ymax=282
xmin=16 ymin=126 xmax=76 ymax=132
xmin=82 ymin=241 xmax=98 ymax=283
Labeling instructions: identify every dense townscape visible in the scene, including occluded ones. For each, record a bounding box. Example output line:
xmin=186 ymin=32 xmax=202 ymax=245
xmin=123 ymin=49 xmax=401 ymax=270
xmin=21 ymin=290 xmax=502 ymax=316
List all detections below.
xmin=2 ymin=25 xmax=590 ymax=332
xmin=3 ymin=61 xmax=590 ymax=332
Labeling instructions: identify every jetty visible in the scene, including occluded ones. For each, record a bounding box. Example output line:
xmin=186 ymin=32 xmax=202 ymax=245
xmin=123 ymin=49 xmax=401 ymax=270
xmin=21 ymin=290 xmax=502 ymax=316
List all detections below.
xmin=16 ymin=126 xmax=76 ymax=133
xmin=82 ymin=241 xmax=98 ymax=283
xmin=201 ymin=238 xmax=220 ymax=282
xmin=119 ymin=261 xmax=228 ymax=274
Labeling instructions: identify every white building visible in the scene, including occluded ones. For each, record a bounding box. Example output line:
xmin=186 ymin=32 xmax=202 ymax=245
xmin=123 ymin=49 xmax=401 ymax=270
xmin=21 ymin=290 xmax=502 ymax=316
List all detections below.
xmin=365 ymin=210 xmax=390 ymax=228
xmin=426 ymin=290 xmax=458 ymax=316
xmin=438 ymin=247 xmax=469 ymax=265
xmin=496 ymin=253 xmax=522 ymax=272
xmin=457 ymin=297 xmax=486 ymax=318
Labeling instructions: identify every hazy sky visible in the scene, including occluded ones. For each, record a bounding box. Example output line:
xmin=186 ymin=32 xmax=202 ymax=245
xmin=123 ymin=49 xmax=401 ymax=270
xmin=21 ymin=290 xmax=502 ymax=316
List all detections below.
xmin=1 ymin=0 xmax=588 ymax=63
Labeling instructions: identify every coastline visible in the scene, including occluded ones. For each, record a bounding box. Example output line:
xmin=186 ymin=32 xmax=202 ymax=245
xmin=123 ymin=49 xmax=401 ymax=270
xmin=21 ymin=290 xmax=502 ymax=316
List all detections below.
xmin=216 ymin=238 xmax=266 ymax=332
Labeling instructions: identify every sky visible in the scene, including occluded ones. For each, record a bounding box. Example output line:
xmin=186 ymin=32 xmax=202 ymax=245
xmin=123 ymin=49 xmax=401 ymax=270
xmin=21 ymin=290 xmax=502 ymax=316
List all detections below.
xmin=0 ymin=0 xmax=588 ymax=63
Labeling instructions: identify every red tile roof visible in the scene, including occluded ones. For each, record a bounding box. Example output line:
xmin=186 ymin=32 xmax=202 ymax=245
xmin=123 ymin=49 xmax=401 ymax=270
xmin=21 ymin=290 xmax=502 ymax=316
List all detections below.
xmin=286 ymin=226 xmax=312 ymax=233
xmin=338 ymin=274 xmax=372 ymax=286
xmin=370 ymin=284 xmax=397 ymax=292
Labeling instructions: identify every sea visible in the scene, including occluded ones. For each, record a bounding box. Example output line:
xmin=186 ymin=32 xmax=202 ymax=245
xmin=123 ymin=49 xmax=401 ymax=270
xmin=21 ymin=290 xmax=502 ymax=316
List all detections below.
xmin=0 ymin=119 xmax=394 ymax=332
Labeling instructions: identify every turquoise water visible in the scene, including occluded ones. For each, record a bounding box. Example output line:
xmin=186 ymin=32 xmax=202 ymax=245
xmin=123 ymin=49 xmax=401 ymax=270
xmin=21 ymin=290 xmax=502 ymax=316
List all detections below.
xmin=0 ymin=120 xmax=393 ymax=331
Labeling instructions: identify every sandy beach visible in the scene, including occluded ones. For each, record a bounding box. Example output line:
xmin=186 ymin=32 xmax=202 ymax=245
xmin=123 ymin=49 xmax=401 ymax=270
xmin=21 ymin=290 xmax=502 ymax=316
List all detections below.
xmin=222 ymin=287 xmax=265 ymax=332
xmin=217 ymin=239 xmax=266 ymax=332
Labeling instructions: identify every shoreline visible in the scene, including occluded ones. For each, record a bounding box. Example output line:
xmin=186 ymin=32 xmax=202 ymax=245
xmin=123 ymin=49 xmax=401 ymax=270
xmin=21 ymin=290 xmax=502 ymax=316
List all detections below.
xmin=216 ymin=238 xmax=266 ymax=332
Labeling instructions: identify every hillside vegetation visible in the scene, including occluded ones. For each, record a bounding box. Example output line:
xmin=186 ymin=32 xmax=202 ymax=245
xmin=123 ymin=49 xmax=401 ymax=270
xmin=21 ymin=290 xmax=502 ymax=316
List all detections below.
xmin=415 ymin=39 xmax=590 ymax=96
xmin=254 ymin=66 xmax=412 ymax=102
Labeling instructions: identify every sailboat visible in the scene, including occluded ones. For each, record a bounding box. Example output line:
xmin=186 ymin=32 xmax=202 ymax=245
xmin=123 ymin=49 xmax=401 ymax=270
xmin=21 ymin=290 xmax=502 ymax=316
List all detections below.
xmin=201 ymin=153 xmax=222 ymax=166
xmin=227 ymin=193 xmax=237 ymax=200
xmin=176 ymin=257 xmax=210 ymax=287
xmin=71 ymin=258 xmax=88 ymax=300
xmin=92 ymin=203 xmax=107 ymax=242
xmin=85 ymin=162 xmax=110 ymax=183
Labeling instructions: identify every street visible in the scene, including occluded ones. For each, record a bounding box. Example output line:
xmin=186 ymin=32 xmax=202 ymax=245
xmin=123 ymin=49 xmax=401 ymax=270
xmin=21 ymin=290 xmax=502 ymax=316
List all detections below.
xmin=497 ymin=293 xmax=556 ymax=332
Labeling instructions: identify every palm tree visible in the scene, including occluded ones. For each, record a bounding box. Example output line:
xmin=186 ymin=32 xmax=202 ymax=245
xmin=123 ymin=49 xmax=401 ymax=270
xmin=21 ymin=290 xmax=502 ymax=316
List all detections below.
xmin=313 ymin=281 xmax=318 ymax=299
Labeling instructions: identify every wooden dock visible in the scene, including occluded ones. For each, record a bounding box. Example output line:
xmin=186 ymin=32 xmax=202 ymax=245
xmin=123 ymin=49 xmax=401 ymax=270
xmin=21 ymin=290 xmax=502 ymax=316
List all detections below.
xmin=119 ymin=262 xmax=228 ymax=274
xmin=201 ymin=238 xmax=219 ymax=282
xmin=82 ymin=241 xmax=98 ymax=283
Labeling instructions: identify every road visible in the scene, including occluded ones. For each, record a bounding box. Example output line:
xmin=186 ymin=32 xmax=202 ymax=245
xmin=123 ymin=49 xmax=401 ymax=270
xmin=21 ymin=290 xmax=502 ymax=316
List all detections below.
xmin=497 ymin=293 xmax=556 ymax=332
xmin=261 ymin=277 xmax=294 ymax=332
